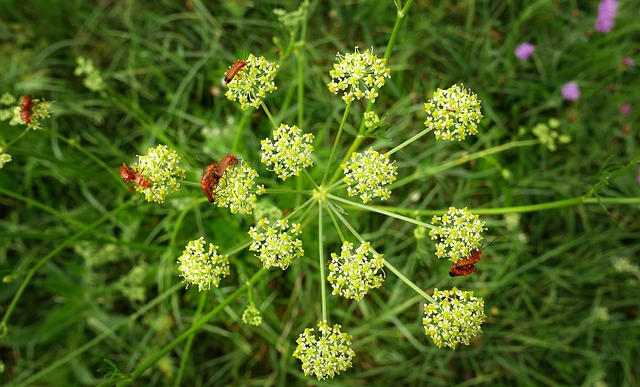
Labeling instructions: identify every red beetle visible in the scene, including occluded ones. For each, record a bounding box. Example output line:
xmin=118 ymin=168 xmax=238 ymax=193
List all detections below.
xmin=119 ymin=163 xmax=152 ymax=188
xmin=223 ymin=60 xmax=247 ymax=85
xmin=200 ymin=155 xmax=239 ymax=202
xmin=20 ymin=96 xmax=34 ymax=125
xmin=449 ymin=250 xmax=482 ymax=277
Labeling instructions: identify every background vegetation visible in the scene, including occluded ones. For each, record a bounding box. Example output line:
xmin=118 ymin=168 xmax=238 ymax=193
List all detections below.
xmin=1 ymin=0 xmax=639 ymax=385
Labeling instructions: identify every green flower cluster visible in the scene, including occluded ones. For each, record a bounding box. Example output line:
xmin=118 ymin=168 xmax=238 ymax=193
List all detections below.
xmin=135 ymin=145 xmax=185 ymax=203
xmin=177 ymin=237 xmax=230 ymax=292
xmin=429 ymin=207 xmax=486 ymax=263
xmin=225 ymin=54 xmax=278 ymax=110
xmin=214 ymin=162 xmax=258 ymax=214
xmin=342 ymin=147 xmax=397 ymax=203
xmin=293 ymin=321 xmax=355 ymax=380
xmin=248 ymin=218 xmax=304 ymax=270
xmin=327 ymin=241 xmax=385 ymax=301
xmin=261 ymin=124 xmax=315 ymax=180
xmin=424 ymin=84 xmax=483 ymax=141
xmin=423 ymin=287 xmax=486 ymax=349
xmin=327 ymin=46 xmax=390 ymax=103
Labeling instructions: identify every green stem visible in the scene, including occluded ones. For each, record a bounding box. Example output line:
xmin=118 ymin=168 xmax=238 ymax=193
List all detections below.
xmin=322 ymin=102 xmax=351 ymax=185
xmin=328 ymin=193 xmax=434 ymax=229
xmin=318 ymin=202 xmax=327 ymax=322
xmin=261 ymin=102 xmax=278 ymax=129
xmin=0 ymin=198 xmax=136 ymax=331
xmin=127 ymin=269 xmax=268 ymax=382
xmin=328 ymin=196 xmax=431 ymax=301
xmin=382 ymin=259 xmax=433 ymax=302
xmin=388 ymin=126 xmax=434 ymax=156
xmin=231 ymin=109 xmax=253 ymax=154
xmin=392 ymin=139 xmax=539 ymax=189
xmin=338 ymin=196 xmax=640 ymax=218
xmin=174 ymin=291 xmax=208 ymax=386
xmin=328 ymin=134 xmax=365 ymax=186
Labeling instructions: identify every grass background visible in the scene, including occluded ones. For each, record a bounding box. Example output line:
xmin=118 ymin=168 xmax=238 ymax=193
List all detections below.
xmin=1 ymin=0 xmax=639 ymax=385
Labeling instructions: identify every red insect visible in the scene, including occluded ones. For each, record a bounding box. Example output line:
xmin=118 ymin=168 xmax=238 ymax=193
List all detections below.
xmin=449 ymin=250 xmax=483 ymax=277
xmin=20 ymin=96 xmax=34 ymax=125
xmin=200 ymin=155 xmax=239 ymax=203
xmin=448 ymin=236 xmax=499 ymax=277
xmin=224 ymin=60 xmax=247 ymax=85
xmin=201 ymin=163 xmax=218 ymax=202
xmin=119 ymin=163 xmax=152 ymax=188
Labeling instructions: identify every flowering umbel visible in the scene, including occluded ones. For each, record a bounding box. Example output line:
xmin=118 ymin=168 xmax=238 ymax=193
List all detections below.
xmin=342 ymin=147 xmax=397 ymax=203
xmin=10 ymin=96 xmax=53 ymax=130
xmin=424 ymin=84 xmax=483 ymax=141
xmin=177 ymin=237 xmax=230 ymax=291
xmin=423 ymin=287 xmax=486 ymax=349
xmin=327 ymin=46 xmax=391 ymax=103
xmin=327 ymin=241 xmax=385 ymax=301
xmin=213 ymin=161 xmax=258 ymax=214
xmin=0 ymin=147 xmax=11 ymax=169
xmin=429 ymin=207 xmax=486 ymax=263
xmin=135 ymin=145 xmax=185 ymax=203
xmin=248 ymin=218 xmax=304 ymax=270
xmin=293 ymin=321 xmax=355 ymax=380
xmin=225 ymin=54 xmax=278 ymax=110
xmin=261 ymin=124 xmax=314 ymax=180
xmin=241 ymin=303 xmax=263 ymax=326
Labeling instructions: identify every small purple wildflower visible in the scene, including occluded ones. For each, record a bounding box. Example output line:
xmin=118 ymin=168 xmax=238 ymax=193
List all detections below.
xmin=561 ymin=82 xmax=580 ymax=101
xmin=623 ymin=57 xmax=635 ymax=68
xmin=515 ymin=43 xmax=535 ymax=61
xmin=619 ymin=104 xmax=632 ymax=116
xmin=595 ymin=0 xmax=618 ymax=33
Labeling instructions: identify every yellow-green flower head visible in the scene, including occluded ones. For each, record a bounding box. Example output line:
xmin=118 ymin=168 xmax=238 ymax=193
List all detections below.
xmin=327 ymin=46 xmax=391 ymax=104
xmin=423 ymin=287 xmax=486 ymax=349
xmin=241 ymin=303 xmax=263 ymax=326
xmin=0 ymin=147 xmax=12 ymax=169
xmin=261 ymin=123 xmax=314 ymax=180
xmin=293 ymin=321 xmax=355 ymax=380
xmin=248 ymin=218 xmax=304 ymax=270
xmin=214 ymin=161 xmax=258 ymax=214
xmin=177 ymin=237 xmax=230 ymax=292
xmin=10 ymin=97 xmax=53 ymax=130
xmin=363 ymin=111 xmax=381 ymax=131
xmin=225 ymin=54 xmax=278 ymax=110
xmin=74 ymin=56 xmax=106 ymax=93
xmin=423 ymin=84 xmax=483 ymax=141
xmin=342 ymin=147 xmax=397 ymax=203
xmin=327 ymin=241 xmax=385 ymax=301
xmin=135 ymin=144 xmax=185 ymax=203
xmin=429 ymin=207 xmax=486 ymax=263
xmin=532 ymin=119 xmax=571 ymax=152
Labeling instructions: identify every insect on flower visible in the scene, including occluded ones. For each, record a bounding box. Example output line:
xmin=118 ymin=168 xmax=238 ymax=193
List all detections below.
xmin=119 ymin=163 xmax=152 ymax=188
xmin=449 ymin=250 xmax=482 ymax=277
xmin=200 ymin=155 xmax=239 ymax=202
xmin=20 ymin=95 xmax=34 ymax=125
xmin=201 ymin=163 xmax=218 ymax=202
xmin=448 ymin=236 xmax=498 ymax=277
xmin=224 ymin=60 xmax=247 ymax=85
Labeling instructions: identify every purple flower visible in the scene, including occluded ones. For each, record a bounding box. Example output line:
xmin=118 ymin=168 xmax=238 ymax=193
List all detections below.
xmin=561 ymin=82 xmax=580 ymax=101
xmin=623 ymin=56 xmax=635 ymax=67
xmin=515 ymin=43 xmax=535 ymax=61
xmin=619 ymin=104 xmax=632 ymax=116
xmin=595 ymin=0 xmax=618 ymax=33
